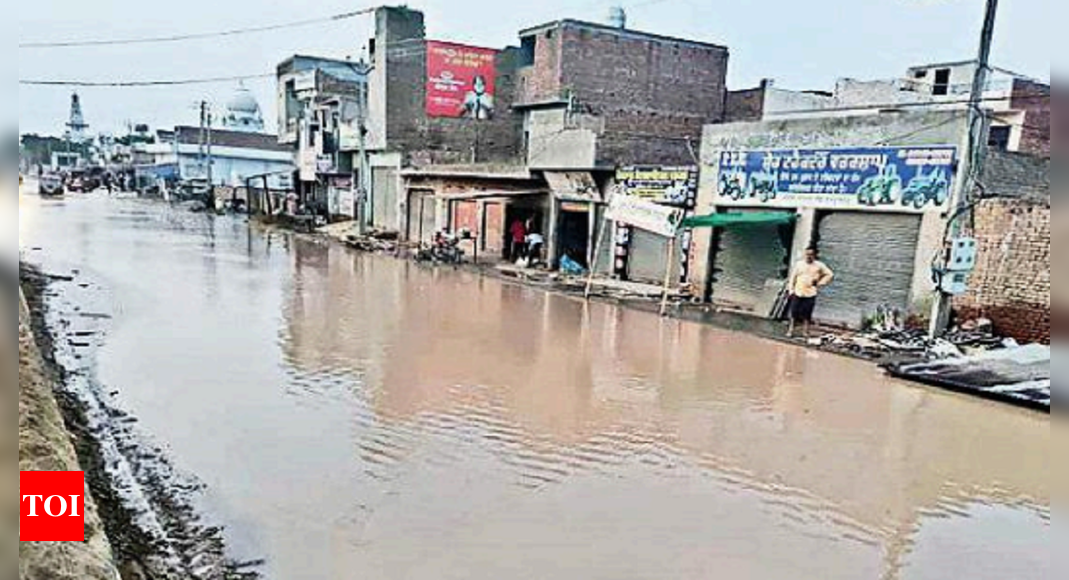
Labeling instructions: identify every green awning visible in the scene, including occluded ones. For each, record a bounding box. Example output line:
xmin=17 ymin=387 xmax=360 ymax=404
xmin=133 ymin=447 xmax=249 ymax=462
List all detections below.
xmin=682 ymin=212 xmax=797 ymax=229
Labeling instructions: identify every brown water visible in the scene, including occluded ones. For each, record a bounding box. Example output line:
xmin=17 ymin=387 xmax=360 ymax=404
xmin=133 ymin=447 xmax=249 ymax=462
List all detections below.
xmin=20 ymin=192 xmax=1050 ymax=579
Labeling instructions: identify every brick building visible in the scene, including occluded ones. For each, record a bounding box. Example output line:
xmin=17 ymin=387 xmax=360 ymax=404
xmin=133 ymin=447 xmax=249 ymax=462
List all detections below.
xmin=954 ymin=151 xmax=1051 ymax=344
xmin=362 ymin=6 xmax=527 ymax=233
xmin=516 ymin=19 xmax=729 ymax=169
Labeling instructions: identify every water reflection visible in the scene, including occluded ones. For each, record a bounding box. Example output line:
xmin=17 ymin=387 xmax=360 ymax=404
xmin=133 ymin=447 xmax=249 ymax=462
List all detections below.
xmin=282 ymin=238 xmax=1049 ymax=579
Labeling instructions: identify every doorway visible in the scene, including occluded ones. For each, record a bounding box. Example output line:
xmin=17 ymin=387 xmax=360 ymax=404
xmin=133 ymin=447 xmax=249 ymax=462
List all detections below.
xmin=557 ymin=207 xmax=591 ymax=267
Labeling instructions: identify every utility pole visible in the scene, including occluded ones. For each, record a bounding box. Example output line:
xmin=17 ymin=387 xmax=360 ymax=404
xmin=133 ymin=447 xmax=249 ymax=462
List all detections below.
xmin=357 ymin=81 xmax=371 ymax=235
xmin=206 ymin=104 xmax=215 ymax=210
xmin=929 ymin=0 xmax=999 ymax=337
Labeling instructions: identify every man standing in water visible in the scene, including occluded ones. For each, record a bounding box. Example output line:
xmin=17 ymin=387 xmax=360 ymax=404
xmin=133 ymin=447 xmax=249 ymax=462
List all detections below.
xmin=787 ymin=247 xmax=835 ymax=339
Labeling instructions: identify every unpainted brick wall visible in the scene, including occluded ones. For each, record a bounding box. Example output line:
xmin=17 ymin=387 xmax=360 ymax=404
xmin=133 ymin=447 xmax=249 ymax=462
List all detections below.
xmin=534 ymin=23 xmax=728 ymax=166
xmin=381 ymin=7 xmax=524 ymax=166
xmin=725 ymin=88 xmax=766 ymax=122
xmin=955 ymin=198 xmax=1051 ymax=344
xmin=1011 ymin=79 xmax=1050 ymax=158
xmin=571 ymin=26 xmax=726 ymax=165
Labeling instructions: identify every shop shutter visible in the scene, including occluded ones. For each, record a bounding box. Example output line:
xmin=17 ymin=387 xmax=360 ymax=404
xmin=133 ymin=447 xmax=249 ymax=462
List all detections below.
xmin=629 ymin=228 xmax=680 ymax=284
xmin=713 ymin=219 xmax=792 ymax=312
xmin=817 ymin=212 xmax=922 ymax=328
xmin=372 ymin=167 xmax=399 ymax=232
xmin=406 ymin=190 xmax=436 ymax=243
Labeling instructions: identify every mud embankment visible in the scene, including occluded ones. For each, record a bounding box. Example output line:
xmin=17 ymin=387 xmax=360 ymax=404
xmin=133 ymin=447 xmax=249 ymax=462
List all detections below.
xmin=19 ymin=266 xmax=261 ymax=580
xmin=18 ymin=283 xmax=120 ymax=580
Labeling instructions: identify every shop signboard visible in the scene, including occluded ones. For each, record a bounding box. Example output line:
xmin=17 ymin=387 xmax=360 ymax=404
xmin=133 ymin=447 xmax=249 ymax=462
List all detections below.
xmin=606 ymin=194 xmax=683 ymax=238
xmin=716 ymin=146 xmax=957 ymax=212
xmin=614 ymin=166 xmax=698 ymax=209
xmin=426 ymin=41 xmax=498 ymax=119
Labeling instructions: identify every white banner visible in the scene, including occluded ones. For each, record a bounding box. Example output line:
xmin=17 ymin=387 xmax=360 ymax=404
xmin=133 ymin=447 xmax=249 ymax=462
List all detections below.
xmin=605 ymin=195 xmax=683 ymax=238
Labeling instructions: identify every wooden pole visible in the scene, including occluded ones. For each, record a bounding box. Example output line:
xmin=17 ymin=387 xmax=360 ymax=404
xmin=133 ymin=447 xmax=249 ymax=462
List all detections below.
xmin=585 ymin=208 xmax=610 ymax=299
xmin=659 ymin=237 xmax=678 ymax=317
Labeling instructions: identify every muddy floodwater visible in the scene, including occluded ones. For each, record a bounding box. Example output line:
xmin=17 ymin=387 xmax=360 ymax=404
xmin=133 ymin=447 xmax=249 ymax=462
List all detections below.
xmin=20 ymin=193 xmax=1049 ymax=579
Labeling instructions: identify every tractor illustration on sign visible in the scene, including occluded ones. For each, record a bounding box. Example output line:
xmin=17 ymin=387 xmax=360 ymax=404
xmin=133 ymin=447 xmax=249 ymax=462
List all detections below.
xmin=857 ymin=165 xmax=903 ymax=207
xmin=748 ymin=172 xmax=778 ymax=202
xmin=719 ymin=171 xmax=747 ymax=201
xmin=900 ymin=168 xmax=950 ymax=210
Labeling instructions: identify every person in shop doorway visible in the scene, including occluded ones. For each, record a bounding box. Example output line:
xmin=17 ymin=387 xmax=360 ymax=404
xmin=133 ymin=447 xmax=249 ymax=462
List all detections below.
xmin=526 ymin=225 xmax=545 ymax=267
xmin=787 ymin=247 xmax=835 ymax=339
xmin=509 ymin=219 xmax=527 ymax=263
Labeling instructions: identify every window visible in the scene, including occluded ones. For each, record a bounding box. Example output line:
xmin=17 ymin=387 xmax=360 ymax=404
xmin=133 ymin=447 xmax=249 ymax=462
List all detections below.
xmin=933 ymin=68 xmax=951 ymax=96
xmin=988 ymin=125 xmax=1012 ymax=151
xmin=913 ymin=70 xmax=928 ymax=79
xmin=520 ymin=36 xmax=536 ymax=66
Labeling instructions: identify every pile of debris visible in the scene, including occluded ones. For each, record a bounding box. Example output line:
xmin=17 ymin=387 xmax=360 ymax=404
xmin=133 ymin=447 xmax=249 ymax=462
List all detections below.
xmin=813 ymin=317 xmax=1018 ymax=362
xmin=343 ymin=231 xmax=399 ymax=254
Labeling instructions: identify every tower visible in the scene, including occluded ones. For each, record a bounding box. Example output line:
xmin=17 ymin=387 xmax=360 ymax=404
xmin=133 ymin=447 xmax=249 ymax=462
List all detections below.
xmin=66 ymin=93 xmax=89 ymax=143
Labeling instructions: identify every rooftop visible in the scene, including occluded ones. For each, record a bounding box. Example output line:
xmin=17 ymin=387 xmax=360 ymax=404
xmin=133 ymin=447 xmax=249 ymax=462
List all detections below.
xmin=277 ymin=55 xmax=370 ymax=83
xmin=518 ymin=19 xmax=728 ymax=52
xmin=174 ymin=126 xmax=292 ymax=152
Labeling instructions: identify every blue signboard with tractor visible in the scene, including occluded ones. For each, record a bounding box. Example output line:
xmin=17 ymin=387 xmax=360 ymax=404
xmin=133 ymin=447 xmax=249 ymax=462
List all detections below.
xmin=716 ymin=146 xmax=957 ymax=212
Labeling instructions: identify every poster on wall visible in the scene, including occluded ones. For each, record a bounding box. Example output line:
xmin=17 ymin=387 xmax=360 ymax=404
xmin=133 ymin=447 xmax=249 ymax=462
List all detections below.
xmin=426 ymin=41 xmax=498 ymax=120
xmin=716 ymin=146 xmax=957 ymax=212
xmin=614 ymin=167 xmax=698 ymax=210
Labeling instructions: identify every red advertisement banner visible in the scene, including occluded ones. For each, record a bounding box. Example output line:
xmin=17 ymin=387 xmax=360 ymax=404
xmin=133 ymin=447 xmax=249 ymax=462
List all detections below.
xmin=426 ymin=41 xmax=497 ymax=120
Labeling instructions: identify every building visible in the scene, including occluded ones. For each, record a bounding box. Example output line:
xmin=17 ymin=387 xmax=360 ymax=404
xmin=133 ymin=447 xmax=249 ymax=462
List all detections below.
xmin=725 ymin=61 xmax=1051 ymax=157
xmin=690 ymin=106 xmax=1051 ymax=331
xmin=135 ymin=91 xmax=294 ymax=198
xmin=953 ymin=151 xmax=1050 ymax=343
xmin=692 ymin=111 xmax=971 ymax=328
xmin=222 ymin=86 xmax=266 ymax=133
xmin=277 ymin=55 xmax=370 ymax=218
xmin=516 ymin=18 xmax=728 ymax=169
xmin=360 ymin=6 xmax=728 ymax=276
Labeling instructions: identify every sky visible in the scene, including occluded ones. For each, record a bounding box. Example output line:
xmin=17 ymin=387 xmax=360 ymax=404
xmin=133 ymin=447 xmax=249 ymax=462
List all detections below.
xmin=18 ymin=0 xmax=1051 ymax=137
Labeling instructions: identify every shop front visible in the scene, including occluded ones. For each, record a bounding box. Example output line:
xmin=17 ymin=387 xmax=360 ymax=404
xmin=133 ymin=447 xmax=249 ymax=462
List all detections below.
xmin=606 ymin=166 xmax=699 ymax=285
xmin=699 ymin=145 xmax=959 ymax=327
xmin=543 ymin=171 xmax=603 ymax=269
xmin=401 ymin=167 xmax=549 ymax=261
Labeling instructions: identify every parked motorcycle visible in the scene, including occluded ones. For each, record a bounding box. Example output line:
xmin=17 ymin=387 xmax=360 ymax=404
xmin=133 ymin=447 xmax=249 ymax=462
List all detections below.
xmin=417 ymin=231 xmax=465 ymax=265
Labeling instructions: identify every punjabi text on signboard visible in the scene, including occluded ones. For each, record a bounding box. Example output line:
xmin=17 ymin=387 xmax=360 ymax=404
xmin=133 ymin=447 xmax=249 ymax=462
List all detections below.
xmin=716 ymin=147 xmax=957 ymax=211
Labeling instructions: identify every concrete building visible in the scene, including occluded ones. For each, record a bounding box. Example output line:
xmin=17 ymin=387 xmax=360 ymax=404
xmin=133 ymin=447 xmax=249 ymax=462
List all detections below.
xmin=692 ymin=111 xmax=973 ymax=329
xmin=725 ymin=61 xmax=1051 ymax=157
xmin=276 ymin=55 xmax=370 ymax=218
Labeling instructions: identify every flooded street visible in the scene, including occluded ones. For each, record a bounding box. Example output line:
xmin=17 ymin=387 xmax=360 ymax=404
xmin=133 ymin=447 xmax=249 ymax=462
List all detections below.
xmin=20 ymin=192 xmax=1049 ymax=579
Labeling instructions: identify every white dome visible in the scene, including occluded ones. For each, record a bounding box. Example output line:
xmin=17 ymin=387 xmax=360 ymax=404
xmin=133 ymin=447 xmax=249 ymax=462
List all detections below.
xmin=227 ymin=88 xmax=261 ymax=114
xmin=223 ymin=86 xmax=265 ymax=133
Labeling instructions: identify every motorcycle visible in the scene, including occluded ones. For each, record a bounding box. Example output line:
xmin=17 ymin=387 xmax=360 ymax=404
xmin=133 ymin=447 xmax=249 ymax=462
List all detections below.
xmin=417 ymin=231 xmax=465 ymax=265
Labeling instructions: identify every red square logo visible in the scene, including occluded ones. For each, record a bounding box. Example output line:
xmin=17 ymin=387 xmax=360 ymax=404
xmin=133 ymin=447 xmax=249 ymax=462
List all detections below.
xmin=20 ymin=471 xmax=86 ymax=542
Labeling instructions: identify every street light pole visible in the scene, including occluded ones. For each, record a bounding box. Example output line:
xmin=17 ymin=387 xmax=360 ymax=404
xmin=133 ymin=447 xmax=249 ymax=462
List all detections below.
xmin=929 ymin=0 xmax=999 ymax=337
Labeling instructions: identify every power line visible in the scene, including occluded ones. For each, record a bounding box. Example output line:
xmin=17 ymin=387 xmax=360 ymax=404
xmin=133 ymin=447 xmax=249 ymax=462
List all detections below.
xmin=19 ymin=8 xmax=374 ymax=49
xmin=19 ymin=73 xmax=275 ymax=87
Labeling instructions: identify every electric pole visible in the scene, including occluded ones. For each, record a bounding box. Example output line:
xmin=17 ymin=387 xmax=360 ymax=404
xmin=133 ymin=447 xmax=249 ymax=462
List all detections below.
xmin=929 ymin=0 xmax=999 ymax=337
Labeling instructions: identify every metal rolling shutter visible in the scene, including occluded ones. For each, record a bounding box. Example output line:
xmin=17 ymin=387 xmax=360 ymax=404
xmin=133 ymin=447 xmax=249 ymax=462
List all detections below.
xmin=372 ymin=168 xmax=399 ymax=232
xmin=629 ymin=228 xmax=670 ymax=283
xmin=714 ymin=220 xmax=791 ymax=311
xmin=817 ymin=213 xmax=922 ymax=328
